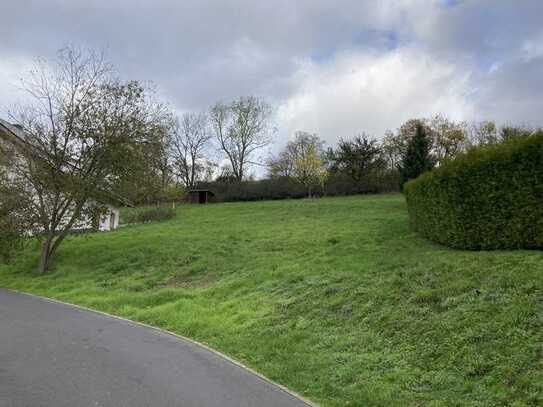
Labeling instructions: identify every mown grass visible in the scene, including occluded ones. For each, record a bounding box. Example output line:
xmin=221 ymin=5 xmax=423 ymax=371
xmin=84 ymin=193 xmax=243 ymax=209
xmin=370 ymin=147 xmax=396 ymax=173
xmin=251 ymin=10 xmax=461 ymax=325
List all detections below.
xmin=1 ymin=194 xmax=542 ymax=406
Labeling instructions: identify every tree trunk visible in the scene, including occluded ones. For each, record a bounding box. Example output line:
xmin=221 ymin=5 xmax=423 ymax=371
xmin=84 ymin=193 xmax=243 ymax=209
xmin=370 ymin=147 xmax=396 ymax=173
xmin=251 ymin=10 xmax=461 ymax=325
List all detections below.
xmin=38 ymin=235 xmax=54 ymax=274
xmin=237 ymin=160 xmax=244 ymax=182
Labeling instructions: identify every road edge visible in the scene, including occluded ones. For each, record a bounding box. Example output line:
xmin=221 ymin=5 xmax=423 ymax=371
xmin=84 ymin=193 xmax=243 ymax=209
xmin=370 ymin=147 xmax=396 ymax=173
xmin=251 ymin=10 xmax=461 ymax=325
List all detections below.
xmin=4 ymin=288 xmax=318 ymax=407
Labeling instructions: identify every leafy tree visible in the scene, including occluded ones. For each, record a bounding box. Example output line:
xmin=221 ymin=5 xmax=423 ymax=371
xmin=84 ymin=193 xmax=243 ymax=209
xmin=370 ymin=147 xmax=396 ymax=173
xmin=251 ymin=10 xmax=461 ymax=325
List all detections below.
xmin=210 ymin=96 xmax=273 ymax=181
xmin=268 ymin=131 xmax=324 ymax=178
xmin=327 ymin=134 xmax=385 ymax=181
xmin=398 ymin=119 xmax=428 ymax=143
xmin=0 ymin=165 xmax=36 ymax=262
xmin=143 ymin=117 xmax=175 ymax=199
xmin=382 ymin=119 xmax=429 ymax=170
xmin=6 ymin=47 xmax=164 ymax=273
xmin=114 ymin=112 xmax=175 ymax=205
xmin=294 ymin=144 xmax=328 ymax=198
xmin=499 ymin=125 xmax=533 ymax=141
xmin=391 ymin=116 xmax=467 ymax=167
xmin=269 ymin=131 xmax=327 ymax=196
xmin=399 ymin=123 xmax=435 ymax=187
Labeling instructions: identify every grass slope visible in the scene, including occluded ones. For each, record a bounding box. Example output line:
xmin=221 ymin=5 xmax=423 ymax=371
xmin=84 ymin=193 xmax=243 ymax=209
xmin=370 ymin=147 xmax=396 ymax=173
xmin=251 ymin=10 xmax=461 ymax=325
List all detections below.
xmin=1 ymin=195 xmax=542 ymax=406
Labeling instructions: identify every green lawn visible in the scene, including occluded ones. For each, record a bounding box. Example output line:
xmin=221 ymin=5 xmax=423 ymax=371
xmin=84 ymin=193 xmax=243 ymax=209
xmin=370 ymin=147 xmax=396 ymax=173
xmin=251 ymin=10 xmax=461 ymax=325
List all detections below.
xmin=1 ymin=194 xmax=542 ymax=406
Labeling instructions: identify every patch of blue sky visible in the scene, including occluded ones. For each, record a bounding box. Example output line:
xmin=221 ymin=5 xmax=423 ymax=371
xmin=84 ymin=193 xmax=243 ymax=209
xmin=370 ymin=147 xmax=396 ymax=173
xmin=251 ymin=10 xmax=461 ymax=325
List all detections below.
xmin=439 ymin=0 xmax=462 ymax=8
xmin=353 ymin=29 xmax=399 ymax=50
xmin=310 ymin=28 xmax=401 ymax=64
xmin=309 ymin=47 xmax=337 ymax=64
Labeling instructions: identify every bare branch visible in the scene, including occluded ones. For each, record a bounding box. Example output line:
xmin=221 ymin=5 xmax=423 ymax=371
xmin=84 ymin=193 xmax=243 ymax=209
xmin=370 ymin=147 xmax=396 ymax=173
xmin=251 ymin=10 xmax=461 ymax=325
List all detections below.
xmin=210 ymin=96 xmax=273 ymax=181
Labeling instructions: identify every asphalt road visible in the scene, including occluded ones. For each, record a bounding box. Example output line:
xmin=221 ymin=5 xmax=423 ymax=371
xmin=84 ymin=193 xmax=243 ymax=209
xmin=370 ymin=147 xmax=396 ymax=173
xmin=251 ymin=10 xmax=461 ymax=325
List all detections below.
xmin=0 ymin=289 xmax=312 ymax=407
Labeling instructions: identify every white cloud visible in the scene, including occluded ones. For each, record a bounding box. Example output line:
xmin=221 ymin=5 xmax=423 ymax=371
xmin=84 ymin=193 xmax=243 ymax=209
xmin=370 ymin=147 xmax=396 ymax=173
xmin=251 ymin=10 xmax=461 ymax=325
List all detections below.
xmin=521 ymin=31 xmax=543 ymax=62
xmin=276 ymin=48 xmax=475 ymax=145
xmin=0 ymin=56 xmax=34 ymax=116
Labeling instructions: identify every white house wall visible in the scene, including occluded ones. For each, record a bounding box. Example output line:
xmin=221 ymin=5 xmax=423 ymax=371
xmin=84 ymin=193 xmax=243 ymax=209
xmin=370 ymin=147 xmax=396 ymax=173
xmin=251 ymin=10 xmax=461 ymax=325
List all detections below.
xmin=1 ymin=120 xmax=122 ymax=233
xmin=98 ymin=206 xmax=120 ymax=231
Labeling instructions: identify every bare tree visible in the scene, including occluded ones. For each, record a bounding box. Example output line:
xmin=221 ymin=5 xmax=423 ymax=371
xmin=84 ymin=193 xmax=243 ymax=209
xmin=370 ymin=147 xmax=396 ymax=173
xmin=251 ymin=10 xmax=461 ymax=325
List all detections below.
xmin=268 ymin=148 xmax=295 ymax=178
xmin=171 ymin=112 xmax=212 ymax=188
xmin=210 ymin=96 xmax=273 ymax=181
xmin=5 ymin=47 xmax=164 ymax=273
xmin=466 ymin=120 xmax=498 ymax=147
xmin=428 ymin=114 xmax=467 ymax=165
xmin=381 ymin=130 xmax=403 ymax=170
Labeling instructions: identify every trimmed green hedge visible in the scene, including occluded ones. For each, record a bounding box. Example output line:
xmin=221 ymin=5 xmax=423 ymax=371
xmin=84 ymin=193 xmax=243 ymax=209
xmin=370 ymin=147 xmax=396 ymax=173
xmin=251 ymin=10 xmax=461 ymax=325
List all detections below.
xmin=404 ymin=132 xmax=543 ymax=250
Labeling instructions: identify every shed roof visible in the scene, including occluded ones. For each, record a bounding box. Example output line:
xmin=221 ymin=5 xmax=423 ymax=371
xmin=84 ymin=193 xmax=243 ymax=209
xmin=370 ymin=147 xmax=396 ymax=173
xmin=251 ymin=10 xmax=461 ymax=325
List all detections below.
xmin=187 ymin=189 xmax=215 ymax=195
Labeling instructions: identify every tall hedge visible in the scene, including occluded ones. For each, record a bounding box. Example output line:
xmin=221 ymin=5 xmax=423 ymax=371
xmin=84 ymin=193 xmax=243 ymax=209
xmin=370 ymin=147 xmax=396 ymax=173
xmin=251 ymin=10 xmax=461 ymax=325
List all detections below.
xmin=404 ymin=132 xmax=543 ymax=250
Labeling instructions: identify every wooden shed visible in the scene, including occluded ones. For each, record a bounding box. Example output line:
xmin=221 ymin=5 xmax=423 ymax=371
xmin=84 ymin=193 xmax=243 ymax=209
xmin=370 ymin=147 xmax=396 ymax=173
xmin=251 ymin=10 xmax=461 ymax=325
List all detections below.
xmin=187 ymin=189 xmax=215 ymax=204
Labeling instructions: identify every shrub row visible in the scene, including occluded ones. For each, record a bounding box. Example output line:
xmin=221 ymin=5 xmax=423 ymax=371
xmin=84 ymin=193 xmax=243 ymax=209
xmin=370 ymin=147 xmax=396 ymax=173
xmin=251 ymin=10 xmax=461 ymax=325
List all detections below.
xmin=200 ymin=178 xmax=307 ymax=202
xmin=404 ymin=132 xmax=543 ymax=250
xmin=199 ymin=171 xmax=400 ymax=202
xmin=325 ymin=171 xmax=400 ymax=197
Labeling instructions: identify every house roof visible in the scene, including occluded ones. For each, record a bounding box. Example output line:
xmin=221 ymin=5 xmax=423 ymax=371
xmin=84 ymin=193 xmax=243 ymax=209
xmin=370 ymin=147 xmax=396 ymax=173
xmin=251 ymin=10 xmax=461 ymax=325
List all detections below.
xmin=0 ymin=119 xmax=25 ymax=139
xmin=0 ymin=118 xmax=134 ymax=208
xmin=0 ymin=119 xmax=44 ymax=158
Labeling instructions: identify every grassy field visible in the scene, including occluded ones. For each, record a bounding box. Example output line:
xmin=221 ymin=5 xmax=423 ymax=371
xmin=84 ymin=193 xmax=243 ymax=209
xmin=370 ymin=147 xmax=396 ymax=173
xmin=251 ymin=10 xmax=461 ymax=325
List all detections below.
xmin=1 ymin=194 xmax=542 ymax=406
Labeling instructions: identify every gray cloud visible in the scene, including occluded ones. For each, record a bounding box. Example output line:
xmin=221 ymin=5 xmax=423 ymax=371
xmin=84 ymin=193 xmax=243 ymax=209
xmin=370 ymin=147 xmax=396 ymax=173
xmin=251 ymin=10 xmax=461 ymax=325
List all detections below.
xmin=1 ymin=0 xmax=542 ymax=149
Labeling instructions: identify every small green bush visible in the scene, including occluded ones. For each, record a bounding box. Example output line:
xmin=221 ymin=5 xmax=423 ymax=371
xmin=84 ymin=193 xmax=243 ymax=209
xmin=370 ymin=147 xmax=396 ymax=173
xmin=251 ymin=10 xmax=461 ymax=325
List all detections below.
xmin=404 ymin=132 xmax=543 ymax=250
xmin=123 ymin=206 xmax=176 ymax=224
xmin=0 ymin=177 xmax=34 ymax=262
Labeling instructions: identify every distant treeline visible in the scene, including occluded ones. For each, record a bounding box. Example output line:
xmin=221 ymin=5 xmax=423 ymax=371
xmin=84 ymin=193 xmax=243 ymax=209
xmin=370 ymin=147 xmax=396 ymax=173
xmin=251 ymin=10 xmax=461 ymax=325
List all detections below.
xmin=113 ymin=102 xmax=540 ymax=205
xmin=192 ymin=116 xmax=539 ymax=203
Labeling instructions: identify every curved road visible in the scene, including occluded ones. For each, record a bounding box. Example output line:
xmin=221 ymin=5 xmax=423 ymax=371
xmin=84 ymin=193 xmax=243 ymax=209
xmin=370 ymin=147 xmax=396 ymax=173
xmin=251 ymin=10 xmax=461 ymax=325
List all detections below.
xmin=0 ymin=289 xmax=312 ymax=407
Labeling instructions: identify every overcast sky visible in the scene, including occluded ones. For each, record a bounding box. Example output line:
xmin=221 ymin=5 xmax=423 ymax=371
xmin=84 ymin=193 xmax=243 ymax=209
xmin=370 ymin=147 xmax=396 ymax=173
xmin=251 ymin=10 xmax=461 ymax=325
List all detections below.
xmin=2 ymin=0 xmax=542 ymax=152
